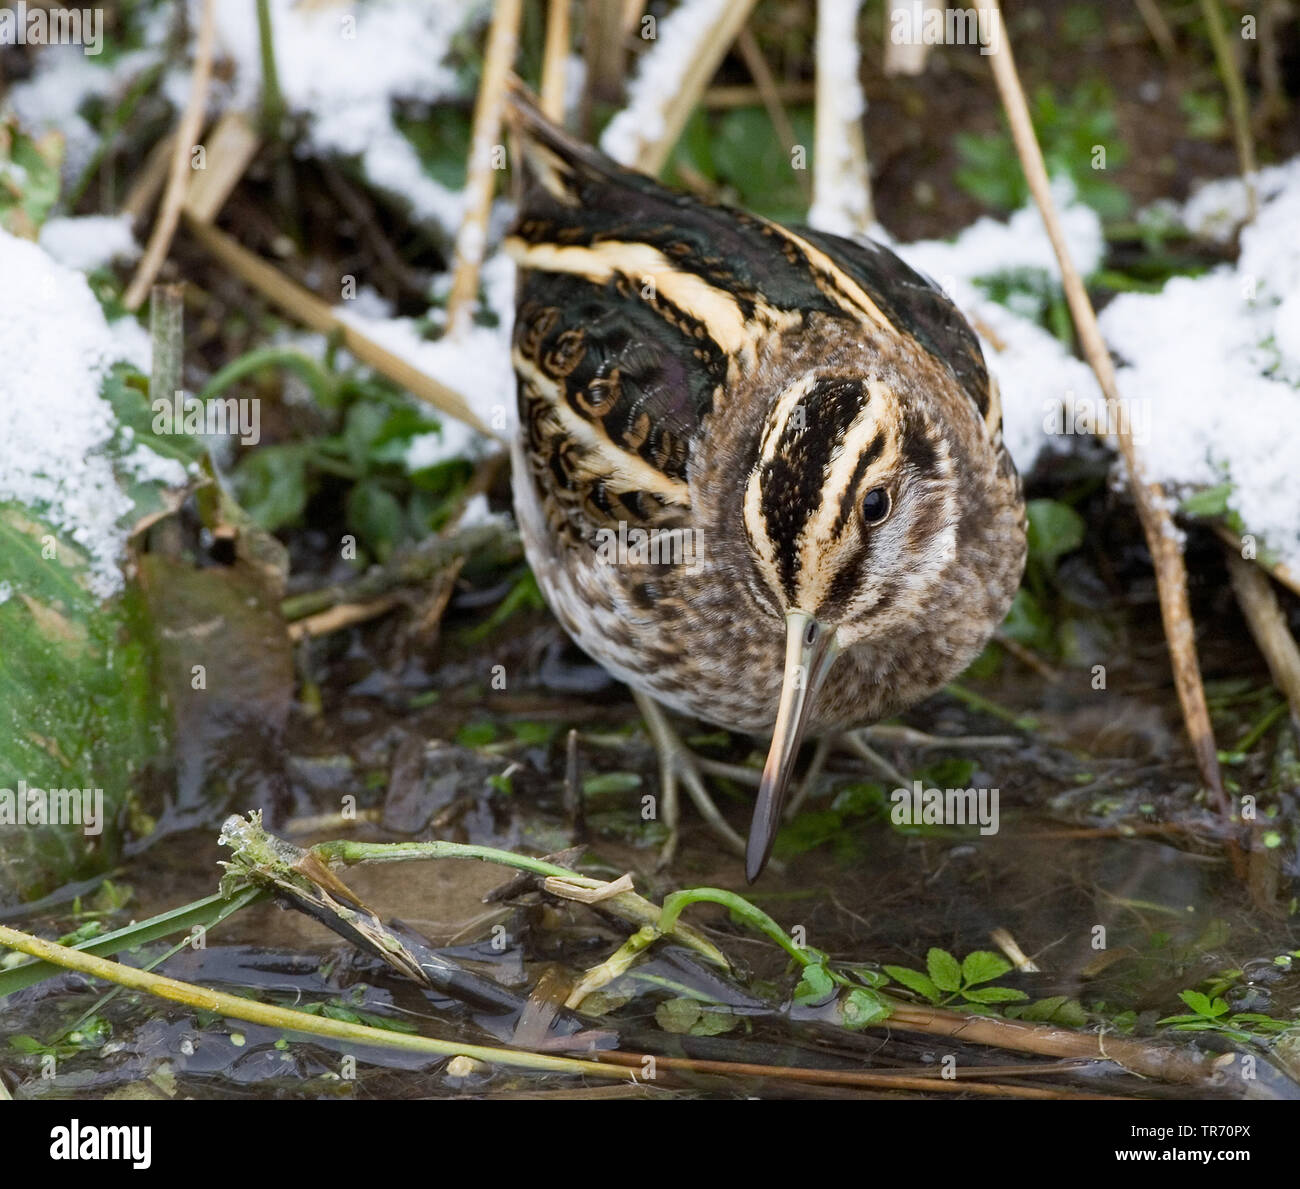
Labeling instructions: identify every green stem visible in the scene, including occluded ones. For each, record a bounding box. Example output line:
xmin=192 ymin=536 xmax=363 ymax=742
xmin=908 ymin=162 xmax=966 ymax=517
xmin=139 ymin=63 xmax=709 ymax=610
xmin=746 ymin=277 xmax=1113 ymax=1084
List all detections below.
xmin=1198 ymin=0 xmax=1258 ymax=219
xmin=1236 ymin=699 xmax=1287 ymax=754
xmin=0 ymin=886 xmax=265 ymax=999
xmin=0 ymin=924 xmax=632 ymax=1081
xmin=195 ymin=345 xmax=336 ymax=407
xmin=255 ymin=0 xmax=286 ymax=140
xmin=945 ymin=683 xmax=1038 ymax=731
xmin=308 ymin=837 xmax=729 ymax=969
xmin=66 ymin=60 xmax=168 ymax=210
xmin=658 ymin=887 xmax=814 ymax=968
xmin=312 ymin=838 xmax=588 ymax=880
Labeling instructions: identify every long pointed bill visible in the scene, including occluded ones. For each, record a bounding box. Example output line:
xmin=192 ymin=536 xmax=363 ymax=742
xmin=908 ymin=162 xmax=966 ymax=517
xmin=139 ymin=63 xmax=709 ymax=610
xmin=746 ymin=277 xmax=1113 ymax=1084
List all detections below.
xmin=746 ymin=610 xmax=840 ymax=882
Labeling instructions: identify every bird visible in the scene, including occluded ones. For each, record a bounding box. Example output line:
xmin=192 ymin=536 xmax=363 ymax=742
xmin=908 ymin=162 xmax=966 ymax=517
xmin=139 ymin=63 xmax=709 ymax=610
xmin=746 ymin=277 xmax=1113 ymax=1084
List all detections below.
xmin=503 ymin=85 xmax=1027 ymax=881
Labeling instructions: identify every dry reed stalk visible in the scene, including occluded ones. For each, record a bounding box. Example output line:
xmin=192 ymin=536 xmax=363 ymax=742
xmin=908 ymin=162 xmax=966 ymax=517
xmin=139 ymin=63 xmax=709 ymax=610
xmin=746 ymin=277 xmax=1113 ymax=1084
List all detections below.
xmin=984 ymin=0 xmax=1227 ymax=816
xmin=446 ymin=0 xmax=523 ymax=336
xmin=123 ymin=0 xmax=217 ymax=310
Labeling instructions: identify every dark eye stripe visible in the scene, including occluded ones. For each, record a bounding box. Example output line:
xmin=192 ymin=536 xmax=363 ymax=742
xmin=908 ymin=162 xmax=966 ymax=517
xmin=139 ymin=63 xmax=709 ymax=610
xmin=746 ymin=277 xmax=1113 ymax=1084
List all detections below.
xmin=757 ymin=379 xmax=868 ymax=598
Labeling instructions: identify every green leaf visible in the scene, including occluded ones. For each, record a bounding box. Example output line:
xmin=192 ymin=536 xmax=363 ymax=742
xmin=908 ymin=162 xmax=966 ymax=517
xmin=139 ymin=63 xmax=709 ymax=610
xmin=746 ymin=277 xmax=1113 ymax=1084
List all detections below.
xmin=926 ymin=948 xmax=963 ymax=992
xmin=707 ymin=105 xmax=814 ymax=224
xmin=961 ymin=985 xmax=1029 ymax=1004
xmin=843 ymin=965 xmax=889 ymax=989
xmin=654 ymin=997 xmax=735 ymax=1036
xmin=580 ymin=991 xmax=631 ymax=1017
xmin=830 ymin=782 xmax=887 ymax=818
xmin=1001 ymin=587 xmax=1053 ymax=651
xmin=395 ymin=108 xmax=473 ymax=191
xmin=1179 ymin=482 xmax=1233 ymax=519
xmin=960 ymin=950 xmax=1013 ymax=987
xmin=884 ymin=965 xmax=943 ymax=1004
xmin=1026 ymin=499 xmax=1086 ymax=570
xmin=0 ymin=118 xmax=63 ymax=237
xmin=510 ymin=721 xmax=557 ymax=747
xmin=915 ymin=759 xmax=977 ymax=791
xmin=342 ymin=400 xmax=393 ymax=470
xmin=1014 ymin=996 xmax=1088 ymax=1027
xmin=794 ymin=964 xmax=836 ymax=1006
xmin=842 ymin=988 xmax=891 ymax=1030
xmin=688 ymin=1008 xmax=737 ymax=1036
xmin=773 ymin=810 xmax=846 ymax=860
xmin=1178 ymin=990 xmax=1228 ymax=1019
xmin=581 ymin=771 xmax=642 ymax=796
xmin=231 ymin=445 xmax=310 ymax=531
xmin=455 ymin=721 xmax=497 ymax=748
xmin=8 ymin=1035 xmax=47 ymax=1055
xmin=346 ymin=480 xmax=406 ymax=559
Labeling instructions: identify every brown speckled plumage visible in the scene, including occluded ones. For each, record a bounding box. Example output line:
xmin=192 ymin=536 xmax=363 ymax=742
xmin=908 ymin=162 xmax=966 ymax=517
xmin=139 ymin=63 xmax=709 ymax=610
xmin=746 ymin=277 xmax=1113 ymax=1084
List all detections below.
xmin=504 ymin=88 xmax=1027 ymax=875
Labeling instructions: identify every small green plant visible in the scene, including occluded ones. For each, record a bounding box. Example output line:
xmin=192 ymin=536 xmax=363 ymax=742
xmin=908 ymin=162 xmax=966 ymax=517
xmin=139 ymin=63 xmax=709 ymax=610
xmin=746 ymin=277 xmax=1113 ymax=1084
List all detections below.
xmin=283 ymin=991 xmax=420 ymax=1034
xmin=665 ymin=105 xmax=815 ymax=225
xmin=9 ymin=1014 xmax=112 ymax=1060
xmin=0 ymin=117 xmax=63 ymax=238
xmin=230 ymin=356 xmax=473 ymax=563
xmin=1158 ymin=990 xmax=1297 ymax=1044
xmin=974 ymin=268 xmax=1076 ymax=345
xmin=955 ymin=79 xmax=1129 ymax=218
xmin=460 ymin=568 xmax=546 ymax=643
xmin=884 ymin=948 xmax=1029 ymax=1013
xmin=997 ymin=497 xmax=1097 ymax=661
xmin=1179 ymin=91 xmax=1227 ymax=141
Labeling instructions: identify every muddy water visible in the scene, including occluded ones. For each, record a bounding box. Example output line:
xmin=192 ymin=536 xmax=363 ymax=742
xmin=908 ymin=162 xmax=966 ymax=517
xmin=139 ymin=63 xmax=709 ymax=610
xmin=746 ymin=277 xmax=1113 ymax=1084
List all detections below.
xmin=2 ymin=565 xmax=1298 ymax=1100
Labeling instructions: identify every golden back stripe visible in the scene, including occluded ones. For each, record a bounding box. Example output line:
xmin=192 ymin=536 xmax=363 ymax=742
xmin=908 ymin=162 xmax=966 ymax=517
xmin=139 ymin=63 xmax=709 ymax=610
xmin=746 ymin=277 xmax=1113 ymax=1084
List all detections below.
xmin=764 ymin=223 xmax=898 ymax=337
xmin=505 ymin=238 xmax=754 ymax=355
xmin=513 ymin=350 xmax=692 ymax=508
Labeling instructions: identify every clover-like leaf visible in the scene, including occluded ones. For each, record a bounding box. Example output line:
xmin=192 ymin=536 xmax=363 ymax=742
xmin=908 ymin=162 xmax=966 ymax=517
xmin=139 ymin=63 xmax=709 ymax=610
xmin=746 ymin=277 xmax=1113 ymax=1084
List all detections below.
xmin=884 ymin=965 xmax=943 ymax=1004
xmin=927 ymin=948 xmax=963 ymax=992
xmin=1178 ymin=990 xmax=1228 ymax=1019
xmin=960 ymin=950 xmax=1013 ymax=987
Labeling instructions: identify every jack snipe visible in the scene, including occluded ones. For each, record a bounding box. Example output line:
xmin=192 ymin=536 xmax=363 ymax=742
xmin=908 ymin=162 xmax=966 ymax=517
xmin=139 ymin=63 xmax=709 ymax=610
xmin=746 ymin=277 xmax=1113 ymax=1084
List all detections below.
xmin=504 ymin=88 xmax=1027 ymax=880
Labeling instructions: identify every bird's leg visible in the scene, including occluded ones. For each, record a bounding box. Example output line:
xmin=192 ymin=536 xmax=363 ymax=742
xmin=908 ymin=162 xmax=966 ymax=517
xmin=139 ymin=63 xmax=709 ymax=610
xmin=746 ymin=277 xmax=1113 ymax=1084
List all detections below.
xmin=782 ymin=732 xmax=907 ymax=822
xmin=838 ymin=731 xmax=912 ymax=790
xmin=782 ymin=725 xmax=1021 ymax=821
xmin=632 ymin=690 xmax=748 ymax=867
xmin=856 ymin=725 xmax=1019 ymax=750
xmin=781 ymin=735 xmax=834 ymax=821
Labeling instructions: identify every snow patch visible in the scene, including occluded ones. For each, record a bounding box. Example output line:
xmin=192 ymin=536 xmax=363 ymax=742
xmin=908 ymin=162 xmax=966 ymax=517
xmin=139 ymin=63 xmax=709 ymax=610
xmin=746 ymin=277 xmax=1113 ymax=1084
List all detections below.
xmin=0 ymin=231 xmax=183 ymax=600
xmin=205 ymin=0 xmax=486 ymax=235
xmin=39 ymin=213 xmax=139 ymax=273
xmin=1099 ymin=161 xmax=1300 ymax=572
xmin=601 ymin=0 xmax=732 ymax=167
xmin=886 ymin=183 xmax=1106 ymax=474
xmin=0 ymin=230 xmax=152 ymax=598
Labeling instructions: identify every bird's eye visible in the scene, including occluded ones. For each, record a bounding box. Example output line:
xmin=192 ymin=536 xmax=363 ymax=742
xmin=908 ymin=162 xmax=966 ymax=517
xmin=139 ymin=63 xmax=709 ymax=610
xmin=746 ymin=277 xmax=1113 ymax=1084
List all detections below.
xmin=861 ymin=487 xmax=891 ymax=526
